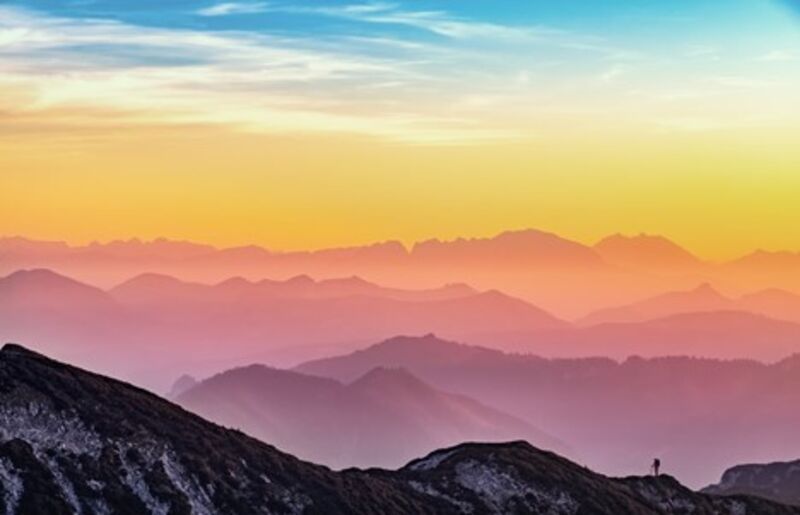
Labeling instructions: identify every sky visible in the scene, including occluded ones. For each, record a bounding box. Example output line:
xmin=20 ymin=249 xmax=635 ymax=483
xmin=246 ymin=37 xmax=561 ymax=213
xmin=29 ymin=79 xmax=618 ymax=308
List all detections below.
xmin=1 ymin=0 xmax=800 ymax=259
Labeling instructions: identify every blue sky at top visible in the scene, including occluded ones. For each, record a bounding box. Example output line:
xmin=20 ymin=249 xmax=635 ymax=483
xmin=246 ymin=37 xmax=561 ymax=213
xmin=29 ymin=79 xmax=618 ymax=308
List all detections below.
xmin=10 ymin=0 xmax=797 ymax=39
xmin=1 ymin=0 xmax=799 ymax=143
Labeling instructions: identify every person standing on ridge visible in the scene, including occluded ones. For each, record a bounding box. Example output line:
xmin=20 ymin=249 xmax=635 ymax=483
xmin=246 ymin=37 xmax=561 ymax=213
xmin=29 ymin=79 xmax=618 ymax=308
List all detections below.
xmin=652 ymin=458 xmax=661 ymax=477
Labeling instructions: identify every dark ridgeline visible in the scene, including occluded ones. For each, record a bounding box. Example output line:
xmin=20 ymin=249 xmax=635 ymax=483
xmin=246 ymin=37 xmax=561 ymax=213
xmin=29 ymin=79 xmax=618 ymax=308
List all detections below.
xmin=1 ymin=343 xmax=799 ymax=514
xmin=704 ymin=460 xmax=800 ymax=507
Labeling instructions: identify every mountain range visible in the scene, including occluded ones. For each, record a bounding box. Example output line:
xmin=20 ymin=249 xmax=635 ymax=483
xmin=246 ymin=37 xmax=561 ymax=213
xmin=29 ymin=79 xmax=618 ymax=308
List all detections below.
xmin=5 ymin=230 xmax=800 ymax=318
xmin=1 ymin=342 xmax=798 ymax=514
xmin=176 ymin=364 xmax=560 ymax=469
xmin=297 ymin=335 xmax=800 ymax=488
xmin=4 ymin=268 xmax=800 ymax=390
xmin=0 ymin=268 xmax=565 ymax=389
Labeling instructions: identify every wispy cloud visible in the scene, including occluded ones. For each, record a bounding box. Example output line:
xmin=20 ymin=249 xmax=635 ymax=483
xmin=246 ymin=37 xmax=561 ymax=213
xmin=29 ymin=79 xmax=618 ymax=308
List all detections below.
xmin=0 ymin=5 xmax=522 ymax=144
xmin=267 ymin=1 xmax=634 ymax=58
xmin=2 ymin=2 xmax=796 ymax=144
xmin=314 ymin=3 xmax=552 ymax=40
xmin=197 ymin=2 xmax=270 ymax=17
xmin=758 ymin=49 xmax=797 ymax=62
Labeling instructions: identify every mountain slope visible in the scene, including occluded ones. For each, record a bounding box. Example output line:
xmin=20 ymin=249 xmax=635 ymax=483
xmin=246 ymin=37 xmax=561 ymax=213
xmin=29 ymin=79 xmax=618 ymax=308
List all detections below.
xmin=579 ymin=283 xmax=734 ymax=325
xmin=403 ymin=444 xmax=800 ymax=515
xmin=176 ymin=364 xmax=559 ymax=469
xmin=581 ymin=283 xmax=800 ymax=327
xmin=475 ymin=310 xmax=800 ymax=362
xmin=0 ymin=269 xmax=563 ymax=390
xmin=0 ymin=269 xmax=115 ymax=311
xmin=1 ymin=343 xmax=798 ymax=514
xmin=553 ymin=310 xmax=800 ymax=361
xmin=296 ymin=334 xmax=505 ymax=383
xmin=593 ymin=233 xmax=704 ymax=271
xmin=2 ymin=343 xmax=798 ymax=514
xmin=298 ymin=335 xmax=800 ymax=488
xmin=704 ymin=459 xmax=800 ymax=506
xmin=0 ymin=270 xmax=136 ymax=376
xmin=0 ymin=343 xmax=453 ymax=514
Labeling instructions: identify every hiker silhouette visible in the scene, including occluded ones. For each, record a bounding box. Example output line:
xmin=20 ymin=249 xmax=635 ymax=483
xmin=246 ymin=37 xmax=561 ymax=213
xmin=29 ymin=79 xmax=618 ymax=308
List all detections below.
xmin=652 ymin=458 xmax=661 ymax=477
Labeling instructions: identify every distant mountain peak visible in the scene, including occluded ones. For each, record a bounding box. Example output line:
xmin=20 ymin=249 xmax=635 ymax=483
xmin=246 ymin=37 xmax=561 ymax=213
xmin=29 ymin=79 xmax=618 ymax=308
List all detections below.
xmin=594 ymin=233 xmax=702 ymax=268
xmin=114 ymin=272 xmax=186 ymax=287
xmin=730 ymin=249 xmax=800 ymax=267
xmin=215 ymin=275 xmax=252 ymax=288
xmin=375 ymin=333 xmax=451 ymax=349
xmin=652 ymin=282 xmax=730 ymax=305
xmin=0 ymin=268 xmax=113 ymax=308
xmin=442 ymin=282 xmax=477 ymax=293
xmin=166 ymin=374 xmax=198 ymax=399
xmin=1 ymin=268 xmax=105 ymax=296
xmin=410 ymin=228 xmax=602 ymax=266
xmin=689 ymin=282 xmax=723 ymax=296
xmin=3 ymin=268 xmax=68 ymax=281
xmin=325 ymin=275 xmax=373 ymax=286
xmin=579 ymin=282 xmax=733 ymax=326
xmin=286 ymin=274 xmax=315 ymax=285
xmin=597 ymin=232 xmax=682 ymax=248
xmin=349 ymin=366 xmax=430 ymax=391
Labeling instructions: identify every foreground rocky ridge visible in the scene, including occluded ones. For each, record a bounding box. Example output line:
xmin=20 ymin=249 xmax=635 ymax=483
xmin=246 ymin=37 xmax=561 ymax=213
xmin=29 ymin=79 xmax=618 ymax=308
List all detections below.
xmin=0 ymin=343 xmax=798 ymax=515
xmin=704 ymin=459 xmax=800 ymax=507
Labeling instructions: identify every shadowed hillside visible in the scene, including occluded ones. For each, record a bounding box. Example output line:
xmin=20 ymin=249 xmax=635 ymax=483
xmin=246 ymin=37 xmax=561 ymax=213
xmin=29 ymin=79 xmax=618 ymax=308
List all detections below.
xmin=1 ymin=342 xmax=797 ymax=514
xmin=177 ymin=364 xmax=560 ymax=469
xmin=298 ymin=335 xmax=800 ymax=487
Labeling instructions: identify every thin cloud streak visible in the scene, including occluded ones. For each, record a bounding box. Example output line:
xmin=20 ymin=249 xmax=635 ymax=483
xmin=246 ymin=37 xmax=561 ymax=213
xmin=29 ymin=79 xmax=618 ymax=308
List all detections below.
xmin=0 ymin=5 xmax=521 ymax=144
xmin=265 ymin=1 xmax=637 ymax=59
xmin=197 ymin=2 xmax=270 ymax=17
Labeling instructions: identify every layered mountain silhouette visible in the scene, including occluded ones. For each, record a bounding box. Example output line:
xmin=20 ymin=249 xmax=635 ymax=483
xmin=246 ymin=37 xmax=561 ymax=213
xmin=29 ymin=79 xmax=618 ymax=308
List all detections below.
xmin=704 ymin=459 xmax=800 ymax=506
xmin=176 ymin=364 xmax=560 ymax=469
xmin=537 ymin=311 xmax=800 ymax=362
xmin=298 ymin=335 xmax=800 ymax=487
xmin=0 ymin=269 xmax=114 ymax=312
xmin=111 ymin=272 xmax=478 ymax=305
xmin=7 ymin=230 xmax=800 ymax=317
xmin=411 ymin=229 xmax=604 ymax=267
xmin=7 ymin=268 xmax=800 ymax=390
xmin=0 ymin=230 xmax=733 ymax=317
xmin=1 ymin=343 xmax=797 ymax=514
xmin=580 ymin=283 xmax=800 ymax=326
xmin=0 ymin=269 xmax=566 ymax=389
xmin=0 ymin=270 xmax=135 ymax=373
xmin=166 ymin=374 xmax=198 ymax=399
xmin=579 ymin=283 xmax=734 ymax=325
xmin=1 ymin=229 xmax=606 ymax=276
xmin=593 ymin=233 xmax=705 ymax=271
